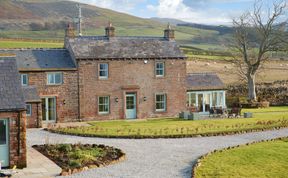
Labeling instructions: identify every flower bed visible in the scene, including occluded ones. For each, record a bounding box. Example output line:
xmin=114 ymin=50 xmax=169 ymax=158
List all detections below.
xmin=33 ymin=144 xmax=125 ymax=176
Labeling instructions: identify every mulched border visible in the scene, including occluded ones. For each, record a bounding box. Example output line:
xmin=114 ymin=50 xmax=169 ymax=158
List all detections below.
xmin=33 ymin=144 xmax=126 ymax=176
xmin=45 ymin=125 xmax=288 ymax=139
xmin=191 ymin=136 xmax=288 ymax=178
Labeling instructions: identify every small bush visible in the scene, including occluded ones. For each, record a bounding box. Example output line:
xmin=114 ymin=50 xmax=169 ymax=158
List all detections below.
xmin=57 ymin=144 xmax=72 ymax=153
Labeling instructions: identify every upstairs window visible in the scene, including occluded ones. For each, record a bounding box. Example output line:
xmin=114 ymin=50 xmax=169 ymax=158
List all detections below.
xmin=21 ymin=74 xmax=28 ymax=86
xmin=26 ymin=104 xmax=32 ymax=116
xmin=155 ymin=62 xmax=165 ymax=77
xmin=98 ymin=96 xmax=110 ymax=114
xmin=155 ymin=94 xmax=166 ymax=112
xmin=47 ymin=72 xmax=63 ymax=85
xmin=99 ymin=63 xmax=109 ymax=79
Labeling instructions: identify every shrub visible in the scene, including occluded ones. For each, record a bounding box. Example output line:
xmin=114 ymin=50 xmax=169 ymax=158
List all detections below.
xmin=57 ymin=144 xmax=72 ymax=153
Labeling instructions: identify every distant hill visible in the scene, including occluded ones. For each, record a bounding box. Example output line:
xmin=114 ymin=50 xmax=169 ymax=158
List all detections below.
xmin=150 ymin=17 xmax=188 ymax=26
xmin=0 ymin=0 xmax=233 ymax=51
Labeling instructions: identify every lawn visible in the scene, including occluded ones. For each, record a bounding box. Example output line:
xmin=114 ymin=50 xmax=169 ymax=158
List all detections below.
xmin=194 ymin=138 xmax=288 ymax=178
xmin=51 ymin=106 xmax=288 ymax=138
xmin=0 ymin=40 xmax=63 ymax=48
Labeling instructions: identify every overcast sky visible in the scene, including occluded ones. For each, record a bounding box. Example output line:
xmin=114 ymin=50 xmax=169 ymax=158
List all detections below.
xmin=71 ymin=0 xmax=285 ymax=25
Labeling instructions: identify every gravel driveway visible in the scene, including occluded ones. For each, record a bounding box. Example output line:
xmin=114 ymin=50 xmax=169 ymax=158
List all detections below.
xmin=27 ymin=128 xmax=288 ymax=178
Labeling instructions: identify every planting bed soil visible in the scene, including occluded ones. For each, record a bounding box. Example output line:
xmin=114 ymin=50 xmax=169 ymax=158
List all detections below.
xmin=33 ymin=144 xmax=125 ymax=176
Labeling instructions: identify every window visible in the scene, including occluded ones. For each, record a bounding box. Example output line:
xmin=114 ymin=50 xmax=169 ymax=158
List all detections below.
xmin=155 ymin=94 xmax=166 ymax=112
xmin=155 ymin=62 xmax=165 ymax=77
xmin=98 ymin=96 xmax=110 ymax=114
xmin=47 ymin=72 xmax=63 ymax=85
xmin=21 ymin=74 xmax=28 ymax=86
xmin=99 ymin=63 xmax=109 ymax=79
xmin=187 ymin=93 xmax=196 ymax=107
xmin=26 ymin=104 xmax=32 ymax=116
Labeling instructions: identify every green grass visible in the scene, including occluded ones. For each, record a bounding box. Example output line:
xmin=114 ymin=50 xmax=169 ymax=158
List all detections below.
xmin=53 ymin=106 xmax=288 ymax=138
xmin=195 ymin=138 xmax=288 ymax=178
xmin=0 ymin=40 xmax=63 ymax=48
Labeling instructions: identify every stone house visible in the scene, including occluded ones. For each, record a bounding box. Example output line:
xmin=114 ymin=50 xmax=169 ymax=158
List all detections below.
xmin=0 ymin=23 xmax=226 ymax=127
xmin=0 ymin=57 xmax=27 ymax=168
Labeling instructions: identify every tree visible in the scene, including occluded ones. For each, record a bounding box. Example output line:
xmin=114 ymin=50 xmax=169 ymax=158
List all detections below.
xmin=231 ymin=0 xmax=287 ymax=101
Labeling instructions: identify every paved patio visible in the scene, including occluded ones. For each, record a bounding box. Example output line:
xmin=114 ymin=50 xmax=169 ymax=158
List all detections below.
xmin=24 ymin=128 xmax=288 ymax=178
xmin=13 ymin=147 xmax=61 ymax=178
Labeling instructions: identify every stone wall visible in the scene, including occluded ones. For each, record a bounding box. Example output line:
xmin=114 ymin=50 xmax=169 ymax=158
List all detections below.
xmin=227 ymin=80 xmax=288 ymax=106
xmin=26 ymin=102 xmax=42 ymax=128
xmin=78 ymin=59 xmax=187 ymax=120
xmin=20 ymin=71 xmax=79 ymax=123
xmin=0 ymin=111 xmax=27 ymax=168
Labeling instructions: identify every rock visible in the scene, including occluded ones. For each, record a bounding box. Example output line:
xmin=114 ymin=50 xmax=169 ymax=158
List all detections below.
xmin=83 ymin=166 xmax=89 ymax=171
xmin=72 ymin=169 xmax=78 ymax=174
xmin=61 ymin=171 xmax=69 ymax=176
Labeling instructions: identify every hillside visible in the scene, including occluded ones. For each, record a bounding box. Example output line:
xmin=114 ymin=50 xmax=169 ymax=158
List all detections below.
xmin=0 ymin=0 xmax=230 ymax=50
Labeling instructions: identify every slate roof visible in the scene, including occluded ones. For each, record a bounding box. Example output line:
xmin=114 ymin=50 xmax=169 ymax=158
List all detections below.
xmin=0 ymin=49 xmax=76 ymax=71
xmin=22 ymin=86 xmax=41 ymax=103
xmin=67 ymin=36 xmax=186 ymax=59
xmin=0 ymin=57 xmax=26 ymax=111
xmin=186 ymin=73 xmax=226 ymax=91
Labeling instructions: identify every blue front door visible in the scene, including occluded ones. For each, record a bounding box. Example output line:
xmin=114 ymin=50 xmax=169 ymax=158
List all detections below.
xmin=0 ymin=119 xmax=9 ymax=167
xmin=125 ymin=94 xmax=137 ymax=119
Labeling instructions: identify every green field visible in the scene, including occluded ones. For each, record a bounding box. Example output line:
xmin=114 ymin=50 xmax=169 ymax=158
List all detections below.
xmin=194 ymin=138 xmax=288 ymax=178
xmin=51 ymin=107 xmax=288 ymax=138
xmin=0 ymin=40 xmax=63 ymax=48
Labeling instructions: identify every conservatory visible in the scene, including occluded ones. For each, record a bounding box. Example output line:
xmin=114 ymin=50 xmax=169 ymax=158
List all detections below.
xmin=186 ymin=73 xmax=226 ymax=114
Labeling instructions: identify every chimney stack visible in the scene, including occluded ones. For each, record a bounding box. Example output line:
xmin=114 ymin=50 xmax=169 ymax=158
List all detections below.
xmin=105 ymin=22 xmax=115 ymax=38
xmin=164 ymin=23 xmax=175 ymax=40
xmin=65 ymin=23 xmax=75 ymax=39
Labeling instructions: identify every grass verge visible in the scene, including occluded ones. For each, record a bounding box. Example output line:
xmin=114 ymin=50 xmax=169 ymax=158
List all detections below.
xmin=48 ymin=107 xmax=288 ymax=139
xmin=193 ymin=137 xmax=288 ymax=178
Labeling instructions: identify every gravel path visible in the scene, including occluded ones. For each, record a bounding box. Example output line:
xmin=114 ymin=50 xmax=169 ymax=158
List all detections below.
xmin=27 ymin=128 xmax=288 ymax=178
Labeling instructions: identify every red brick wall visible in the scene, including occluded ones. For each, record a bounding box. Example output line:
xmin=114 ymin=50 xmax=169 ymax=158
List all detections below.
xmin=21 ymin=71 xmax=79 ymax=123
xmin=0 ymin=111 xmax=27 ymax=168
xmin=26 ymin=102 xmax=42 ymax=128
xmin=78 ymin=59 xmax=187 ymax=120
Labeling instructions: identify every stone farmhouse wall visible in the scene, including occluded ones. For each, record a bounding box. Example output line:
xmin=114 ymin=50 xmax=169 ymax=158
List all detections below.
xmin=227 ymin=80 xmax=288 ymax=105
xmin=0 ymin=111 xmax=26 ymax=168
xmin=20 ymin=71 xmax=79 ymax=123
xmin=26 ymin=102 xmax=42 ymax=128
xmin=78 ymin=59 xmax=187 ymax=120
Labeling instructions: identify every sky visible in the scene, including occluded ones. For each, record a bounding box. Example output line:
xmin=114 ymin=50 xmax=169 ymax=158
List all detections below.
xmin=72 ymin=0 xmax=286 ymax=25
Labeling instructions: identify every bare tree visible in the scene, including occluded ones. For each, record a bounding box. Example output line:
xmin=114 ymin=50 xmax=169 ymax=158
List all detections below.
xmin=231 ymin=0 xmax=287 ymax=101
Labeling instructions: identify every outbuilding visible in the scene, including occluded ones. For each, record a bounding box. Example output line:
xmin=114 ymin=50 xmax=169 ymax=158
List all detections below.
xmin=0 ymin=57 xmax=27 ymax=168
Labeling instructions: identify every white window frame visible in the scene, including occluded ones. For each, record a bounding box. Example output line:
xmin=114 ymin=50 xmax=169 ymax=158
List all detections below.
xmin=47 ymin=72 xmax=63 ymax=85
xmin=99 ymin=63 xmax=109 ymax=79
xmin=26 ymin=104 xmax=32 ymax=116
xmin=98 ymin=96 xmax=110 ymax=114
xmin=21 ymin=74 xmax=28 ymax=86
xmin=155 ymin=93 xmax=166 ymax=112
xmin=155 ymin=62 xmax=165 ymax=77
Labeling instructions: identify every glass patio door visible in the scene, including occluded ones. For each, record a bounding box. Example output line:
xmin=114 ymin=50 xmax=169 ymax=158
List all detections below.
xmin=42 ymin=97 xmax=56 ymax=123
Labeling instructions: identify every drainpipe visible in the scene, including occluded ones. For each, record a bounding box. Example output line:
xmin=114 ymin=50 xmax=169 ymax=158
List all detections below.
xmin=17 ymin=112 xmax=21 ymax=156
xmin=77 ymin=61 xmax=81 ymax=122
xmin=36 ymin=103 xmax=39 ymax=128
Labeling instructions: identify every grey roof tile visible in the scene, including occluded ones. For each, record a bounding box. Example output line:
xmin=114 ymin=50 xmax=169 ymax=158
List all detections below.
xmin=67 ymin=36 xmax=186 ymax=59
xmin=187 ymin=73 xmax=225 ymax=91
xmin=0 ymin=49 xmax=76 ymax=70
xmin=0 ymin=57 xmax=26 ymax=111
xmin=22 ymin=86 xmax=41 ymax=102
